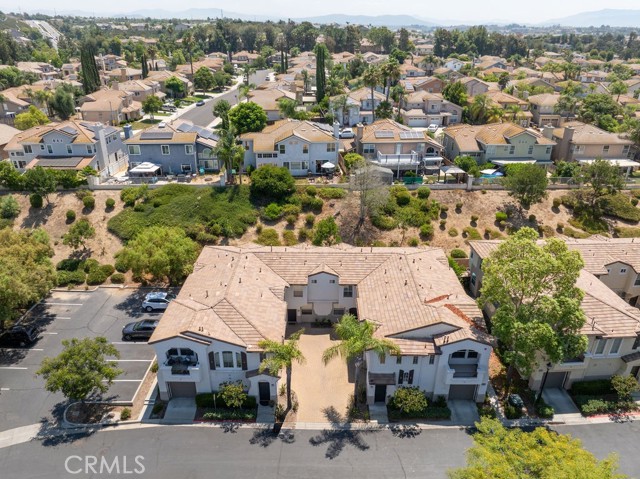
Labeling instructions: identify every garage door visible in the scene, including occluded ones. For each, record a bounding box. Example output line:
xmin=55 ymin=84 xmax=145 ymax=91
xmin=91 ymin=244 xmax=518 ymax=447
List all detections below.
xmin=544 ymin=372 xmax=567 ymax=389
xmin=168 ymin=382 xmax=197 ymax=398
xmin=448 ymin=385 xmax=477 ymax=400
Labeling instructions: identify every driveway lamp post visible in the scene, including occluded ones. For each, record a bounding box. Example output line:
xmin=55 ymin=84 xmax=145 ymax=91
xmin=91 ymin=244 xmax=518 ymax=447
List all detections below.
xmin=535 ymin=362 xmax=553 ymax=404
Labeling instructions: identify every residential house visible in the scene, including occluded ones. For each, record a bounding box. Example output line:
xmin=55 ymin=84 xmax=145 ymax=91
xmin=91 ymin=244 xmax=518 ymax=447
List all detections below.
xmin=442 ymin=122 xmax=556 ymax=167
xmin=459 ymin=77 xmax=490 ymax=97
xmin=332 ymin=87 xmax=385 ymax=127
xmin=484 ymin=90 xmax=532 ymax=127
xmin=0 ymin=87 xmax=31 ymax=120
xmin=399 ymin=63 xmax=426 ymax=79
xmin=149 ymin=245 xmax=494 ymax=404
xmin=107 ymin=67 xmax=143 ymax=83
xmin=444 ymin=59 xmax=465 ymax=72
xmin=332 ymin=52 xmax=356 ymax=65
xmin=146 ymin=71 xmax=194 ymax=97
xmin=125 ymin=120 xmax=219 ymax=175
xmin=468 ymin=238 xmax=640 ymax=392
xmin=14 ymin=62 xmax=58 ymax=81
xmin=547 ymin=121 xmax=634 ymax=167
xmin=95 ymin=54 xmax=125 ymax=72
xmin=232 ymin=50 xmax=260 ymax=65
xmin=246 ymin=89 xmax=297 ymax=122
xmin=623 ymin=78 xmax=640 ymax=96
xmin=475 ymin=56 xmax=507 ymax=71
xmin=411 ymin=76 xmax=445 ymax=94
xmin=0 ymin=124 xmax=20 ymax=159
xmin=359 ymin=39 xmax=384 ymax=54
xmin=512 ymin=77 xmax=558 ymax=93
xmin=116 ymin=79 xmax=166 ymax=103
xmin=240 ymin=119 xmax=338 ymax=176
xmin=175 ymin=58 xmax=225 ymax=81
xmin=354 ymin=119 xmax=443 ymax=176
xmin=4 ymin=120 xmax=128 ymax=178
xmin=79 ymin=88 xmax=143 ymax=124
xmin=527 ymin=93 xmax=563 ymax=127
xmin=400 ymin=91 xmax=463 ymax=127
xmin=362 ymin=52 xmax=387 ymax=65
xmin=61 ymin=62 xmax=81 ymax=80
xmin=511 ymin=67 xmax=542 ymax=79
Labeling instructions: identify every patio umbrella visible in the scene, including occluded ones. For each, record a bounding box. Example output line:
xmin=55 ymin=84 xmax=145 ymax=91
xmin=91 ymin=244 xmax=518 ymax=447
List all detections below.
xmin=321 ymin=161 xmax=336 ymax=169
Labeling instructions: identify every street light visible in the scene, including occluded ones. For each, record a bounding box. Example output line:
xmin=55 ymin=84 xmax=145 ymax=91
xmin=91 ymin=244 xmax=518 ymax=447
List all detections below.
xmin=535 ymin=362 xmax=553 ymax=404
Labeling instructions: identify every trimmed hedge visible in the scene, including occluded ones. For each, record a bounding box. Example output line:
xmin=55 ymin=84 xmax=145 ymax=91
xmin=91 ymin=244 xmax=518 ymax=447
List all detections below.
xmin=387 ymin=405 xmax=451 ymax=420
xmin=57 ymin=258 xmax=83 ymax=271
xmin=450 ymin=248 xmax=468 ymax=258
xmin=83 ymin=195 xmax=95 ymax=209
xmin=570 ymin=379 xmax=614 ymax=396
xmin=317 ymin=187 xmax=346 ymax=199
xmin=30 ymin=194 xmax=43 ymax=209
xmin=416 ymin=186 xmax=431 ymax=199
xmin=195 ymin=393 xmax=257 ymax=409
xmin=110 ymin=273 xmax=126 ymax=284
xmin=201 ymin=409 xmax=256 ymax=420
xmin=57 ymin=270 xmax=86 ymax=286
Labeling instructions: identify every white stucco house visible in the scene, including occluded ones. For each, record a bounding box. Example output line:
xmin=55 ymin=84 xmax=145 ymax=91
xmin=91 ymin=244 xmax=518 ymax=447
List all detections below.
xmin=149 ymin=245 xmax=494 ymax=404
xmin=240 ymin=119 xmax=339 ymax=176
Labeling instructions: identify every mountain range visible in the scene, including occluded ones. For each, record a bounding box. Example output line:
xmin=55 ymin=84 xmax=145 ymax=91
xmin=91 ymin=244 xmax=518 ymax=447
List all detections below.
xmin=17 ymin=8 xmax=640 ymax=28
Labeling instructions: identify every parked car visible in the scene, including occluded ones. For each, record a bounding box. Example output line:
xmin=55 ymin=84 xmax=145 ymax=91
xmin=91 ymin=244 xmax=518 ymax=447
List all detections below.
xmin=142 ymin=292 xmax=176 ymax=312
xmin=427 ymin=124 xmax=439 ymax=133
xmin=0 ymin=325 xmax=40 ymax=347
xmin=339 ymin=128 xmax=355 ymax=139
xmin=122 ymin=320 xmax=159 ymax=341
xmin=161 ymin=104 xmax=177 ymax=112
xmin=196 ymin=100 xmax=205 ymax=106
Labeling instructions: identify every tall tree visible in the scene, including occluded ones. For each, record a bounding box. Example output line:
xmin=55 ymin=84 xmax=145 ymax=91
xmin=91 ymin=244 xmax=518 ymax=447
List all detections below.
xmin=37 ymin=337 xmax=122 ymax=404
xmin=165 ymin=76 xmax=185 ymax=98
xmin=442 ymin=80 xmax=468 ymax=107
xmin=577 ymin=158 xmax=624 ymax=216
xmin=80 ymin=43 xmax=101 ymax=95
xmin=213 ymin=99 xmax=231 ymax=130
xmin=258 ymin=330 xmax=306 ymax=411
xmin=142 ymin=95 xmax=163 ymax=121
xmin=478 ymin=227 xmax=587 ymax=385
xmin=449 ymin=418 xmax=627 ymax=479
xmin=323 ymin=313 xmax=400 ymax=403
xmin=24 ymin=165 xmax=57 ymax=204
xmin=362 ymin=65 xmax=381 ymax=123
xmin=350 ymin=157 xmax=389 ymax=224
xmin=193 ymin=66 xmax=215 ymax=93
xmin=228 ymin=101 xmax=267 ymax=134
xmin=502 ymin=163 xmax=549 ymax=208
xmin=14 ymin=105 xmax=50 ymax=130
xmin=314 ymin=43 xmax=329 ymax=103
xmin=0 ymin=228 xmax=56 ymax=330
xmin=213 ymin=126 xmax=245 ymax=184
xmin=62 ymin=219 xmax=96 ymax=251
xmin=182 ymin=31 xmax=195 ymax=78
xmin=141 ymin=53 xmax=149 ymax=79
xmin=380 ymin=59 xmax=401 ymax=103
xmin=49 ymin=87 xmax=76 ymax=120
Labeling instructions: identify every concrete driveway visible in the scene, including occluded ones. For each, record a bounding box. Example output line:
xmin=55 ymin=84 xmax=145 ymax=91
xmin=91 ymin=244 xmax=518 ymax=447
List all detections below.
xmin=448 ymin=400 xmax=480 ymax=425
xmin=162 ymin=398 xmax=196 ymax=424
xmin=542 ymin=388 xmax=580 ymax=416
xmin=290 ymin=332 xmax=352 ymax=423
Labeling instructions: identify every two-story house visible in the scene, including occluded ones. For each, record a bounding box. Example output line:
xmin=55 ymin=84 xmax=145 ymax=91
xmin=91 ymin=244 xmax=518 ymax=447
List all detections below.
xmin=484 ymin=90 xmax=532 ymax=127
xmin=442 ymin=122 xmax=556 ymax=167
xmin=79 ymin=88 xmax=143 ymax=125
xmin=354 ymin=119 xmax=443 ymax=176
xmin=149 ymin=245 xmax=494 ymax=404
xmin=107 ymin=67 xmax=143 ymax=83
xmin=547 ymin=121 xmax=635 ymax=168
xmin=331 ymin=87 xmax=386 ymax=127
xmin=146 ymin=71 xmax=194 ymax=98
xmin=4 ymin=120 xmax=128 ymax=179
xmin=411 ymin=76 xmax=445 ymax=94
xmin=527 ymin=93 xmax=563 ymax=127
xmin=246 ymin=89 xmax=298 ymax=123
xmin=400 ymin=91 xmax=463 ymax=127
xmin=459 ymin=77 xmax=490 ymax=97
xmin=240 ymin=119 xmax=338 ymax=176
xmin=125 ymin=120 xmax=219 ymax=175
xmin=116 ymin=79 xmax=165 ymax=103
xmin=468 ymin=239 xmax=640 ymax=392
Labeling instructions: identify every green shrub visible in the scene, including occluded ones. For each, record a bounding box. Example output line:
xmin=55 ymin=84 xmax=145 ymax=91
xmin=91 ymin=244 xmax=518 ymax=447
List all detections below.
xmin=570 ymin=379 xmax=614 ymax=396
xmin=477 ymin=402 xmax=497 ymax=418
xmin=420 ymin=222 xmax=434 ymax=239
xmin=440 ymin=205 xmax=449 ymax=213
xmin=101 ymin=264 xmax=115 ymax=276
xmin=495 ymin=211 xmax=508 ymax=222
xmin=535 ymin=400 xmax=554 ymax=419
xmin=110 ymin=272 xmax=125 ymax=284
xmin=305 ymin=185 xmax=317 ymax=196
xmin=282 ymin=230 xmax=297 ymax=246
xmin=255 ymin=222 xmax=263 ymax=234
xmin=408 ymin=237 xmax=419 ymax=247
xmin=552 ymin=197 xmax=561 ymax=209
xmin=298 ymin=227 xmax=310 ymax=241
xmin=396 ymin=191 xmax=411 ymax=206
xmin=30 ymin=194 xmax=43 ymax=209
xmin=577 ymin=398 xmax=613 ymax=416
xmin=299 ymin=194 xmax=324 ymax=212
xmin=318 ymin=187 xmax=346 ymax=199
xmin=632 ymin=198 xmax=639 ymax=207
xmin=556 ymin=222 xmax=564 ymax=231
xmin=439 ymin=219 xmax=447 ymax=228
xmin=601 ymin=194 xmax=640 ymax=221
xmin=614 ymin=226 xmax=640 ymax=238
xmin=388 ymin=387 xmax=428 ymax=415
xmin=470 ymin=215 xmax=479 ymax=223
xmin=115 ymin=257 xmax=128 ymax=273
xmin=563 ymin=226 xmax=590 ymax=239
xmin=462 ymin=226 xmax=482 ymax=240
xmin=481 ymin=189 xmax=487 ymax=194
xmin=106 ymin=198 xmax=116 ymax=209
xmin=0 ymin=195 xmax=20 ymax=219
xmin=195 ymin=392 xmax=257 ymax=410
xmin=305 ymin=213 xmax=315 ymax=226
xmin=56 ymin=258 xmax=83 ymax=271
xmin=86 ymin=265 xmax=113 ymax=285
xmin=484 ymin=228 xmax=503 ymax=239
xmin=416 ymin=186 xmax=431 ymax=199
xmin=82 ymin=195 xmax=95 ymax=209
xmin=371 ymin=240 xmax=386 ymax=247
xmin=312 ymin=217 xmax=341 ymax=246
xmin=56 ymin=270 xmax=86 ymax=286
xmin=152 ymin=403 xmax=164 ymax=415
xmin=262 ymin=203 xmax=283 ymax=221
xmin=133 ymin=203 xmax=146 ymax=212
xmin=120 ymin=407 xmax=131 ymax=420
xmin=66 ymin=210 xmax=76 ymax=222
xmin=120 ymin=185 xmax=148 ymax=206
xmin=372 ymin=215 xmax=398 ymax=230
xmin=256 ymin=228 xmax=281 ymax=246
xmin=450 ymin=248 xmax=467 ymax=258
xmin=83 ymin=259 xmax=99 ymax=273
xmin=503 ymin=403 xmax=523 ymax=419
xmin=455 ymin=201 xmax=463 ymax=210
xmin=528 ymin=214 xmax=536 ymax=222
xmin=250 ymin=165 xmax=295 ymax=201
xmin=448 ymin=227 xmax=458 ymax=237
xmin=285 ymin=214 xmax=297 ymax=226
xmin=281 ymin=204 xmax=301 ymax=217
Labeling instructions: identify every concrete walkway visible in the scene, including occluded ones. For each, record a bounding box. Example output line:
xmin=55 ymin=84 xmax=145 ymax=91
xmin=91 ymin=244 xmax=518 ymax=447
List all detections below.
xmin=368 ymin=404 xmax=389 ymax=424
xmin=290 ymin=333 xmax=352 ymax=423
xmin=161 ymin=398 xmax=196 ymax=424
xmin=256 ymin=405 xmax=275 ymax=424
xmin=449 ymin=400 xmax=481 ymax=425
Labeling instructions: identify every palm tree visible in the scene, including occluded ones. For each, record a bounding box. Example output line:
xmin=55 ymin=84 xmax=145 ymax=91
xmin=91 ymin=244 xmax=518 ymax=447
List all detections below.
xmin=301 ymin=69 xmax=310 ymax=94
xmin=33 ymin=89 xmax=53 ymax=118
xmin=241 ymin=64 xmax=256 ymax=86
xmin=322 ymin=314 xmax=400 ymax=405
xmin=555 ymin=93 xmax=579 ymax=121
xmin=238 ymin=82 xmax=256 ymax=100
xmin=330 ymin=94 xmax=349 ymax=126
xmin=182 ymin=32 xmax=195 ymax=78
xmin=380 ymin=59 xmax=401 ymax=103
xmin=212 ymin=126 xmax=245 ymax=184
xmin=258 ymin=330 xmax=306 ymax=411
xmin=212 ymin=99 xmax=231 ymax=130
xmin=470 ymin=94 xmax=491 ymax=124
xmin=362 ymin=65 xmax=381 ymax=123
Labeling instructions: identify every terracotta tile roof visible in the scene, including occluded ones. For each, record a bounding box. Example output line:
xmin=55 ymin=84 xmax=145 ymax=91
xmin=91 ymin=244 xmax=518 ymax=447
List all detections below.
xmin=527 ymin=93 xmax=561 ymax=107
xmin=552 ymin=121 xmax=633 ymax=146
xmin=444 ymin=123 xmax=556 ymax=151
xmin=360 ymin=119 xmax=442 ymax=147
xmin=241 ymin=119 xmax=335 ymax=153
xmin=247 ymin=88 xmax=296 ymax=111
xmin=347 ymin=87 xmax=385 ymax=102
xmin=4 ymin=120 xmax=111 ymax=150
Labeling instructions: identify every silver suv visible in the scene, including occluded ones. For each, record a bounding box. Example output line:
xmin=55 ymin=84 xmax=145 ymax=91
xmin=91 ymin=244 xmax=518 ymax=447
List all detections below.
xmin=142 ymin=292 xmax=176 ymax=312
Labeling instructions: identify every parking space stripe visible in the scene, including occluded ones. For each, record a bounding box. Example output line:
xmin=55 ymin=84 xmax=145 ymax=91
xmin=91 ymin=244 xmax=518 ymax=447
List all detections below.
xmin=41 ymin=332 xmax=58 ymax=335
xmin=43 ymin=303 xmax=83 ymax=306
xmin=0 ymin=367 xmax=28 ymax=370
xmin=1 ymin=388 xmax=10 ymax=391
xmin=111 ymin=359 xmax=153 ymax=362
xmin=107 ymin=379 xmax=143 ymax=382
xmin=111 ymin=341 xmax=149 ymax=345
xmin=0 ymin=348 xmax=43 ymax=352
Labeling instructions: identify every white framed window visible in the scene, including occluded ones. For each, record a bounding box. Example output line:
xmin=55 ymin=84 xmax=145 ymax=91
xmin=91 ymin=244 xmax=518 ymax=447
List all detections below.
xmin=363 ymin=144 xmax=375 ymax=154
xmin=185 ymin=145 xmax=194 ymax=155
xmin=634 ymin=274 xmax=640 ymax=286
xmin=67 ymin=145 xmax=73 ymax=154
xmin=181 ymin=164 xmax=192 ymax=173
xmin=327 ymin=143 xmax=336 ymax=152
xmin=509 ymin=145 xmax=515 ymax=155
xmin=222 ymin=351 xmax=234 ymax=368
xmin=594 ymin=338 xmax=607 ymax=355
xmin=379 ymin=354 xmax=386 ymax=364
xmin=161 ymin=145 xmax=170 ymax=155
xmin=293 ymin=289 xmax=303 ymax=297
xmin=329 ymin=279 xmax=336 ymax=284
xmin=603 ymin=145 xmax=610 ymax=154
xmin=311 ymin=279 xmax=317 ymax=284
xmin=86 ymin=145 xmax=93 ymax=154
xmin=333 ymin=307 xmax=345 ymax=316
xmin=128 ymin=145 xmax=141 ymax=155
xmin=396 ymin=355 xmax=402 ymax=364
xmin=609 ymin=338 xmax=622 ymax=355
xmin=429 ymin=355 xmax=435 ymax=365
xmin=302 ymin=144 xmax=308 ymax=154
xmin=279 ymin=144 xmax=285 ymax=154
xmin=300 ymin=307 xmax=312 ymax=315
xmin=23 ymin=145 xmax=32 ymax=154
xmin=623 ymin=145 xmax=631 ymax=156
xmin=343 ymin=285 xmax=353 ymax=298
xmin=413 ymin=356 xmax=419 ymax=364
xmin=527 ymin=145 xmax=533 ymax=155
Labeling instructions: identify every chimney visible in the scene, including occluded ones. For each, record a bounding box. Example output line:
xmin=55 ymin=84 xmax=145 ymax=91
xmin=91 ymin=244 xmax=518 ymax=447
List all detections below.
xmin=559 ymin=126 xmax=575 ymax=161
xmin=521 ymin=90 xmax=529 ymax=100
xmin=542 ymin=125 xmax=554 ymax=139
xmin=333 ymin=121 xmax=340 ymax=139
xmin=356 ymin=123 xmax=364 ymax=143
xmin=94 ymin=124 xmax=108 ymax=172
xmin=123 ymin=124 xmax=132 ymax=140
xmin=120 ymin=67 xmax=127 ymax=80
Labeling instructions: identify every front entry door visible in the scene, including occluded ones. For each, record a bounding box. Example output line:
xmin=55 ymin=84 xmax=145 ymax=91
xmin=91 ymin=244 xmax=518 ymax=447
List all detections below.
xmin=258 ymin=381 xmax=270 ymax=406
xmin=631 ymin=366 xmax=640 ymax=380
xmin=287 ymin=309 xmax=297 ymax=323
xmin=374 ymin=385 xmax=387 ymax=403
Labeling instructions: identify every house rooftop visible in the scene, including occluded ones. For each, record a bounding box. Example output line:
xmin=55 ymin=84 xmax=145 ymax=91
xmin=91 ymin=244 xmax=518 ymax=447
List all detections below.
xmin=552 ymin=121 xmax=633 ymax=145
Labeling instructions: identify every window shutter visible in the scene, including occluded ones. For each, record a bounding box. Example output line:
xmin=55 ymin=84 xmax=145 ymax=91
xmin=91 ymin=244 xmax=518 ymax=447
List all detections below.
xmin=208 ymin=351 xmax=215 ymax=370
xmin=408 ymin=370 xmax=414 ymax=385
xmin=398 ymin=369 xmax=404 ymax=385
xmin=241 ymin=352 xmax=248 ymax=371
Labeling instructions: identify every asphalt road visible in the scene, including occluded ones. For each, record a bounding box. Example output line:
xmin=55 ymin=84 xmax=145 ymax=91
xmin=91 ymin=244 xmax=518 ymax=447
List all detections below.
xmin=0 ymin=425 xmax=474 ymax=479
xmin=178 ymin=69 xmax=272 ymax=127
xmin=0 ymin=289 xmax=167 ymax=433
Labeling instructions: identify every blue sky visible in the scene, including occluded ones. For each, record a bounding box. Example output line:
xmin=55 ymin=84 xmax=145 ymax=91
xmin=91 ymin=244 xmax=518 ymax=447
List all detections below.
xmin=3 ymin=0 xmax=640 ymax=23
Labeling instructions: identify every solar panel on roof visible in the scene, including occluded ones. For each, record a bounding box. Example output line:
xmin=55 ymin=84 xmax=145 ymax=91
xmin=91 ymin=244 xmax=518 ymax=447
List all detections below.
xmin=59 ymin=126 xmax=78 ymax=135
xmin=140 ymin=131 xmax=174 ymax=140
xmin=399 ymin=131 xmax=424 ymax=140
xmin=374 ymin=130 xmax=394 ymax=139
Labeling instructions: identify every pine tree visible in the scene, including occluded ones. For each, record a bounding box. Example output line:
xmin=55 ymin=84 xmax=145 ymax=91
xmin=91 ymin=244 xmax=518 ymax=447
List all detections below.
xmin=314 ymin=43 xmax=328 ymax=103
xmin=80 ymin=44 xmax=101 ymax=95
xmin=141 ymin=54 xmax=149 ymax=79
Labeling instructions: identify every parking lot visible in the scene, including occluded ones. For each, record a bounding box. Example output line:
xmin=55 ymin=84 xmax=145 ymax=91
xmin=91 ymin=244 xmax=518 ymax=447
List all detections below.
xmin=0 ymin=288 xmax=176 ymax=433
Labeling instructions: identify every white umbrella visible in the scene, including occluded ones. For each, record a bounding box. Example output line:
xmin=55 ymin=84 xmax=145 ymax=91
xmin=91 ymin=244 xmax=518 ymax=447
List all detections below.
xmin=321 ymin=161 xmax=336 ymax=169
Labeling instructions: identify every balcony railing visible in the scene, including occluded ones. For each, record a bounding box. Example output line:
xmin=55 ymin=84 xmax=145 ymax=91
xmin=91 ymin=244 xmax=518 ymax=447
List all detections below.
xmin=448 ymin=363 xmax=478 ymax=378
xmin=164 ymin=357 xmax=199 ymax=376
